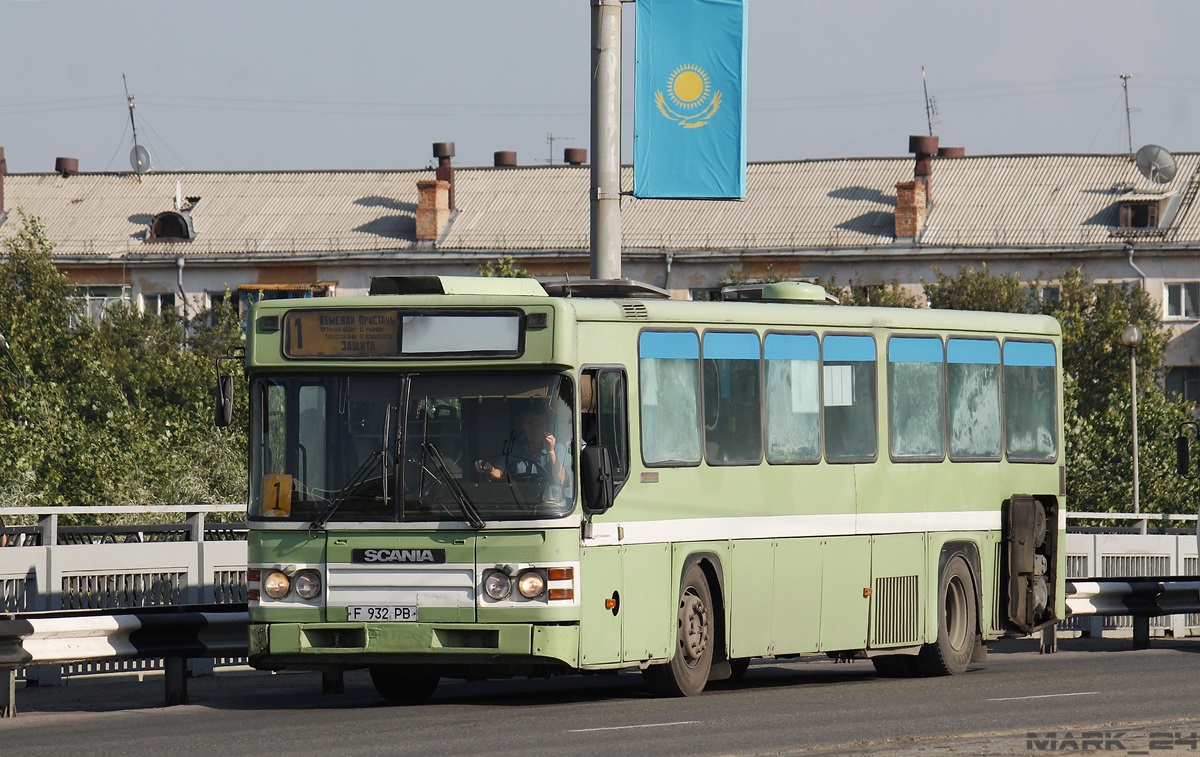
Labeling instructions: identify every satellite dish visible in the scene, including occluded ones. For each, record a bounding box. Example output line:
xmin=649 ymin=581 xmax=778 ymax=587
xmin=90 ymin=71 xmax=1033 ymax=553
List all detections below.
xmin=1134 ymin=144 xmax=1176 ymax=184
xmin=130 ymin=144 xmax=152 ymax=174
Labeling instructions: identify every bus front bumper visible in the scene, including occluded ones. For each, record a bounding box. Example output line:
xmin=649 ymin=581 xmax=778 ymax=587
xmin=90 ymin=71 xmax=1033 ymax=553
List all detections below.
xmin=248 ymin=621 xmax=580 ymax=671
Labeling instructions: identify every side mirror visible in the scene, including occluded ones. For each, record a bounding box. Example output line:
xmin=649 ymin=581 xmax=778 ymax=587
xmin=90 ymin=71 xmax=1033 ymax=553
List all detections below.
xmin=215 ymin=374 xmax=234 ymax=428
xmin=581 ymin=445 xmax=614 ymax=515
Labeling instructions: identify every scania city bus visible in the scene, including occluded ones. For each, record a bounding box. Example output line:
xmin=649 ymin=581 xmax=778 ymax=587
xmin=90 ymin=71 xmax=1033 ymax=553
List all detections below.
xmin=222 ymin=275 xmax=1064 ymax=702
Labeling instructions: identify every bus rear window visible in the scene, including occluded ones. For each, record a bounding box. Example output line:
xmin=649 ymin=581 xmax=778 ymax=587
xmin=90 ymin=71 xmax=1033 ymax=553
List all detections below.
xmin=1003 ymin=341 xmax=1058 ymax=462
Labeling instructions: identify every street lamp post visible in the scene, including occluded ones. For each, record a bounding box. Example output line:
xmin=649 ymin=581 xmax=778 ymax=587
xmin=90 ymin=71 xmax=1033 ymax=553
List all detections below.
xmin=1121 ymin=324 xmax=1144 ymax=534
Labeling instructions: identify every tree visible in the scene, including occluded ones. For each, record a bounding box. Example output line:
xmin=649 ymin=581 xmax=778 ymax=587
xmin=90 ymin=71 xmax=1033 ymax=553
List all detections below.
xmin=923 ymin=263 xmax=1039 ymax=314
xmin=478 ymin=256 xmax=531 ymax=278
xmin=820 ymin=274 xmax=922 ymax=308
xmin=0 ymin=213 xmax=246 ymax=518
xmin=923 ymin=264 xmax=1195 ymax=515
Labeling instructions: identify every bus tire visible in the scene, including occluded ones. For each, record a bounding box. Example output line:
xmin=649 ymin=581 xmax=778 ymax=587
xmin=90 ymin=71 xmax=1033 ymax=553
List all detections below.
xmin=918 ymin=556 xmax=977 ymax=676
xmin=643 ymin=564 xmax=714 ymax=697
xmin=368 ymin=665 xmax=440 ymax=705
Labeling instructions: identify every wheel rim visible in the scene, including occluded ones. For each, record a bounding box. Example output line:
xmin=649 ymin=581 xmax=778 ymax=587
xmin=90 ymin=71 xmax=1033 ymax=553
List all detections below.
xmin=944 ymin=574 xmax=969 ymax=652
xmin=679 ymin=588 xmax=710 ymax=668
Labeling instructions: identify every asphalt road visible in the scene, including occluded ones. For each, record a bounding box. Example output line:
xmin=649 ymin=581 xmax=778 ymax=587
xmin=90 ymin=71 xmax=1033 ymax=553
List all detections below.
xmin=6 ymin=636 xmax=1200 ymax=756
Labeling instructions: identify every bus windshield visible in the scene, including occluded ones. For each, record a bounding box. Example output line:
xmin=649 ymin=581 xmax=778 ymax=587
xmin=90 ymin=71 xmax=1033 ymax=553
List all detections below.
xmin=249 ymin=372 xmax=576 ymax=524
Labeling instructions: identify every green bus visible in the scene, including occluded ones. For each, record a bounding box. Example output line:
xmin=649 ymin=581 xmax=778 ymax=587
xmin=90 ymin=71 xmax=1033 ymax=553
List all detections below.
xmin=227 ymin=275 xmax=1064 ymax=702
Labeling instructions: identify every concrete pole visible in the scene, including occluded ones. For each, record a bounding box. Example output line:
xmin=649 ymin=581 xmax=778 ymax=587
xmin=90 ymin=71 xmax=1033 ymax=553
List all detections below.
xmin=590 ymin=0 xmax=623 ymax=280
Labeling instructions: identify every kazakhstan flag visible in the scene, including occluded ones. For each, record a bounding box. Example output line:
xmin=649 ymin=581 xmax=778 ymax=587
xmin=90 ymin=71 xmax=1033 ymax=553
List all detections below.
xmin=634 ymin=0 xmax=748 ymax=199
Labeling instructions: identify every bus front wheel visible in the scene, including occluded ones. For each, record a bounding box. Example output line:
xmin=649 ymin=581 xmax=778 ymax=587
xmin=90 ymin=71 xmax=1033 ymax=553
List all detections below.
xmin=368 ymin=665 xmax=440 ymax=705
xmin=643 ymin=564 xmax=714 ymax=697
xmin=918 ymin=556 xmax=977 ymax=676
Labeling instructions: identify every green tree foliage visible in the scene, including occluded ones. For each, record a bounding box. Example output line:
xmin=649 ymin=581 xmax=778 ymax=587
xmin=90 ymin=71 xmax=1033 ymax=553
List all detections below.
xmin=0 ymin=213 xmax=246 ymax=518
xmin=820 ymin=274 xmax=922 ymax=308
xmin=478 ymin=256 xmax=531 ymax=278
xmin=924 ymin=263 xmax=1196 ymax=515
xmin=924 ymin=263 xmax=1039 ymax=314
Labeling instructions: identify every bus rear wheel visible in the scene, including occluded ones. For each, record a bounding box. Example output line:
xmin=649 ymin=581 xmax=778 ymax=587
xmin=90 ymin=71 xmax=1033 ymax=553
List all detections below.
xmin=643 ymin=564 xmax=714 ymax=697
xmin=368 ymin=665 xmax=440 ymax=705
xmin=918 ymin=556 xmax=977 ymax=676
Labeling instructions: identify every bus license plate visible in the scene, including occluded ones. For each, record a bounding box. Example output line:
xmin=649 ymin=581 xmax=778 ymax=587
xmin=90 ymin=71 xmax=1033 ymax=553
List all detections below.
xmin=346 ymin=606 xmax=417 ymax=622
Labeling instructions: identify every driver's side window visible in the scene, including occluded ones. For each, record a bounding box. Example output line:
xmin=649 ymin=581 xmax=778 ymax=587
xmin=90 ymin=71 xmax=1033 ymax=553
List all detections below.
xmin=583 ymin=367 xmax=630 ymax=492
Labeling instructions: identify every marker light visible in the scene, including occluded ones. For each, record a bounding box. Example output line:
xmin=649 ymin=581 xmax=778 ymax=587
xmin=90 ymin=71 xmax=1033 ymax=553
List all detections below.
xmin=294 ymin=570 xmax=322 ymax=600
xmin=517 ymin=570 xmax=546 ymax=599
xmin=264 ymin=571 xmax=291 ymax=599
xmin=484 ymin=571 xmax=513 ymax=600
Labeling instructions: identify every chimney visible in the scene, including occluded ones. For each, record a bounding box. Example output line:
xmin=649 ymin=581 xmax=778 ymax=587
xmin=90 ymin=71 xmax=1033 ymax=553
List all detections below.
xmin=416 ymin=179 xmax=451 ymax=241
xmin=55 ymin=157 xmax=79 ymax=177
xmin=938 ymin=146 xmax=965 ymax=159
xmin=433 ymin=142 xmax=455 ymax=211
xmin=908 ymin=135 xmax=938 ymax=205
xmin=894 ymin=180 xmax=927 ymax=240
xmin=564 ymin=147 xmax=587 ymax=166
xmin=494 ymin=150 xmax=517 ymax=168
xmin=0 ymin=147 xmax=6 ymax=217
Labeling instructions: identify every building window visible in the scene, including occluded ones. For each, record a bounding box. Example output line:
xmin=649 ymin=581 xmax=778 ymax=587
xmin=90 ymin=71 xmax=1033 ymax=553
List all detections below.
xmin=690 ymin=289 xmax=721 ymax=302
xmin=1167 ymin=367 xmax=1200 ymax=403
xmin=1166 ymin=282 xmax=1200 ymax=319
xmin=208 ymin=292 xmax=241 ymax=327
xmin=144 ymin=293 xmax=176 ymax=316
xmin=1118 ymin=200 xmax=1162 ymax=229
xmin=70 ymin=285 xmax=131 ymax=326
xmin=1038 ymin=285 xmax=1061 ymax=305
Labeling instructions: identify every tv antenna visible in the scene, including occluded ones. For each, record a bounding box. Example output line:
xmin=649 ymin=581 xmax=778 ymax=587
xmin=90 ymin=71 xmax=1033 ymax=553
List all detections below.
xmin=1134 ymin=144 xmax=1177 ymax=184
xmin=922 ymin=66 xmax=938 ymax=136
xmin=544 ymin=132 xmax=574 ymax=164
xmin=123 ymin=73 xmax=152 ymax=174
xmin=1120 ymin=73 xmax=1139 ymax=155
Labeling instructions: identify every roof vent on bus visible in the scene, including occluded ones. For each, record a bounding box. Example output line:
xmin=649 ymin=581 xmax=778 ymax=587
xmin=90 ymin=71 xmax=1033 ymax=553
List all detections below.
xmin=722 ymin=281 xmax=838 ymax=304
xmin=369 ymin=275 xmax=547 ymax=297
xmin=620 ymin=302 xmax=650 ymax=320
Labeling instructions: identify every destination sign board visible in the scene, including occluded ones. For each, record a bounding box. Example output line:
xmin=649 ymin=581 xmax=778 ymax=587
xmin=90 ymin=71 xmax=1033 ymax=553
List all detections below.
xmin=283 ymin=310 xmax=400 ymax=358
xmin=281 ymin=309 xmax=525 ymax=359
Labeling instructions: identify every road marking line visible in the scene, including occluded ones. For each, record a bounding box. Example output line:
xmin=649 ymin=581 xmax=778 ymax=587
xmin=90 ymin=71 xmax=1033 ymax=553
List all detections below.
xmin=569 ymin=721 xmax=700 ymax=733
xmin=987 ymin=691 xmax=1100 ymax=701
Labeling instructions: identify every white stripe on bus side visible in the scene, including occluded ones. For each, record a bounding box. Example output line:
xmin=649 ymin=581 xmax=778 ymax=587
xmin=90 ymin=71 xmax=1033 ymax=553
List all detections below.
xmin=588 ymin=510 xmax=1002 ymax=547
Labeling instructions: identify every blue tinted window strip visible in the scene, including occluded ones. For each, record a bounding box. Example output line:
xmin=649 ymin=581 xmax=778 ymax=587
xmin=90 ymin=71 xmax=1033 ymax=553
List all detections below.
xmin=824 ymin=335 xmax=876 ymax=362
xmin=764 ymin=333 xmax=819 ymax=361
xmin=639 ymin=331 xmax=699 ymax=360
xmin=888 ymin=337 xmax=943 ymax=363
xmin=703 ymin=331 xmax=760 ymax=360
xmin=948 ymin=338 xmax=1001 ymax=365
xmin=1004 ymin=341 xmax=1056 ymax=367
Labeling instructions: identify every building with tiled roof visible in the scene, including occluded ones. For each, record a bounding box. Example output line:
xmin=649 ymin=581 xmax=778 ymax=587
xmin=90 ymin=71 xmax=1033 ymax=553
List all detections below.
xmin=1 ymin=141 xmax=1199 ymax=394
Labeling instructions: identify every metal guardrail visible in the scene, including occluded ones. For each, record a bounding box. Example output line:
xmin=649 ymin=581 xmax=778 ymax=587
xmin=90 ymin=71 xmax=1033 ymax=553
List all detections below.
xmin=0 ymin=603 xmax=248 ymax=717
xmin=0 ymin=506 xmax=1195 ymax=715
xmin=1056 ymin=577 xmax=1200 ymax=652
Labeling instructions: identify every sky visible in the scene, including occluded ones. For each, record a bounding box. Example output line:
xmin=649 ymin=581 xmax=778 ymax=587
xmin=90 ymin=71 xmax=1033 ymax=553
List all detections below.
xmin=2 ymin=1 xmax=1200 ymax=174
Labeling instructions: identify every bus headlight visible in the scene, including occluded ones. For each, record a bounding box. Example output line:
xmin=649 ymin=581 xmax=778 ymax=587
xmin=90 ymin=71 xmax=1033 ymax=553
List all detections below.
xmin=264 ymin=571 xmax=291 ymax=599
xmin=294 ymin=570 xmax=322 ymax=600
xmin=484 ymin=571 xmax=512 ymax=600
xmin=517 ymin=570 xmax=546 ymax=599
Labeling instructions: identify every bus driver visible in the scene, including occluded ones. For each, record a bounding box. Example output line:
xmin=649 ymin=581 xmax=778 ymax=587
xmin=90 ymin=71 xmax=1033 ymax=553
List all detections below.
xmin=474 ymin=406 xmax=569 ymax=491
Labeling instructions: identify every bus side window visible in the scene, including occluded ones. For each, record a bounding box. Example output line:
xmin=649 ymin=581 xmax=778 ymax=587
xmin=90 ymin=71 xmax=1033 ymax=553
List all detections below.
xmin=583 ymin=367 xmax=630 ymax=488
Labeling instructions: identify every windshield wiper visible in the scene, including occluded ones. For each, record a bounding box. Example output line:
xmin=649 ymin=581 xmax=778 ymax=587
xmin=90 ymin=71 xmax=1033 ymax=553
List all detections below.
xmin=312 ymin=403 xmax=393 ymax=530
xmin=310 ymin=448 xmax=385 ymax=530
xmin=422 ymin=441 xmax=485 ymax=529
